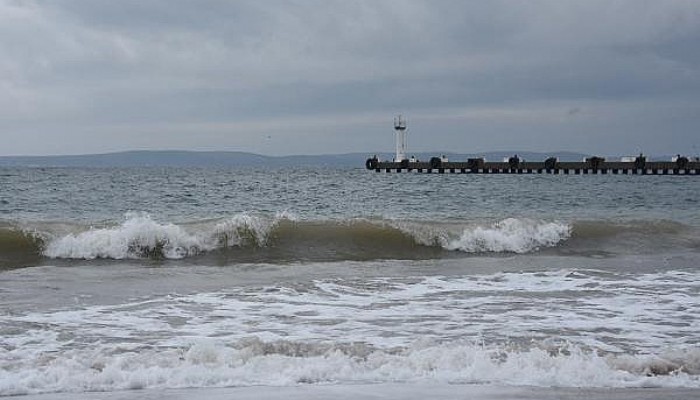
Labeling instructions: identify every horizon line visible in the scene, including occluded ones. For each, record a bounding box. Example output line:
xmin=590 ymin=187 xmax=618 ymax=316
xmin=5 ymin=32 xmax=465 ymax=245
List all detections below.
xmin=0 ymin=149 xmax=665 ymax=159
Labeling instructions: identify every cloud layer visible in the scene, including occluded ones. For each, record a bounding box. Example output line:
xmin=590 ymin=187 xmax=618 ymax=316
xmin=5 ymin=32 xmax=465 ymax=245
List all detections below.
xmin=2 ymin=1 xmax=700 ymax=156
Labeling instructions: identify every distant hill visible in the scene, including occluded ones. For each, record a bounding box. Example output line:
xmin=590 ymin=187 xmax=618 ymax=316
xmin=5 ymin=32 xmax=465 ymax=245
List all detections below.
xmin=0 ymin=150 xmax=602 ymax=168
xmin=0 ymin=151 xmax=365 ymax=167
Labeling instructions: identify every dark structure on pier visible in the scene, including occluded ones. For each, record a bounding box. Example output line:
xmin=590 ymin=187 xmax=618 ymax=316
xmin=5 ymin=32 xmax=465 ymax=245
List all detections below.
xmin=365 ymin=155 xmax=700 ymax=175
xmin=366 ymin=116 xmax=699 ymax=175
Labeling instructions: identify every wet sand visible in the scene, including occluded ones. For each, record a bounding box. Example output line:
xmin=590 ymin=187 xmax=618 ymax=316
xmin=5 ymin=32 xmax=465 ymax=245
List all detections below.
xmin=14 ymin=384 xmax=700 ymax=400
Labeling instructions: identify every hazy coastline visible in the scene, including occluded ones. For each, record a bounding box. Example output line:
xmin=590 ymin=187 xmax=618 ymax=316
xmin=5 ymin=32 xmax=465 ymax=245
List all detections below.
xmin=0 ymin=150 xmax=593 ymax=168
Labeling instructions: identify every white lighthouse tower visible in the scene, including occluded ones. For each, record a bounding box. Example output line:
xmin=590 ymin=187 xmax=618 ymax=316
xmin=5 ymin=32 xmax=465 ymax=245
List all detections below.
xmin=394 ymin=115 xmax=407 ymax=162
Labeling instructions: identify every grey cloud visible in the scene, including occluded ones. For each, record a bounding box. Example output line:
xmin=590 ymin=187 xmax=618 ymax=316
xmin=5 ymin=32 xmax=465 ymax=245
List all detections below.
xmin=1 ymin=1 xmax=699 ymax=156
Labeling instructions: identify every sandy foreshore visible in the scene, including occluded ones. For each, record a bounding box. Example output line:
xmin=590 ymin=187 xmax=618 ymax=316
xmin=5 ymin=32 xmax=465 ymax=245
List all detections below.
xmin=12 ymin=384 xmax=700 ymax=400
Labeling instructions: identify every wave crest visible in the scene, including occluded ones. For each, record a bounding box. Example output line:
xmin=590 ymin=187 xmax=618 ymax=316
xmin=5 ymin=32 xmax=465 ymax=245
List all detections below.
xmin=212 ymin=212 xmax=293 ymax=247
xmin=445 ymin=218 xmax=571 ymax=253
xmin=43 ymin=213 xmax=203 ymax=259
xmin=7 ymin=216 xmax=578 ymax=262
xmin=42 ymin=212 xmax=291 ymax=260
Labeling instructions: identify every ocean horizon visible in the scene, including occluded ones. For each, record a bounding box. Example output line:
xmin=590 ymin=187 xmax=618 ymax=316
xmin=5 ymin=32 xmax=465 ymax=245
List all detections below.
xmin=0 ymin=149 xmax=653 ymax=168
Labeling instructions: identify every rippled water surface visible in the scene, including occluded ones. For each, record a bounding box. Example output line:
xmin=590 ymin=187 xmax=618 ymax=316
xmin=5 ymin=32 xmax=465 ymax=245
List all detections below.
xmin=0 ymin=167 xmax=698 ymax=395
xmin=1 ymin=167 xmax=698 ymax=222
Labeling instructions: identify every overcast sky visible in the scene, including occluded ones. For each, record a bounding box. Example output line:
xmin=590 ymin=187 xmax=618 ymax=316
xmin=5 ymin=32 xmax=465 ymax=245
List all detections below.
xmin=1 ymin=1 xmax=699 ymax=156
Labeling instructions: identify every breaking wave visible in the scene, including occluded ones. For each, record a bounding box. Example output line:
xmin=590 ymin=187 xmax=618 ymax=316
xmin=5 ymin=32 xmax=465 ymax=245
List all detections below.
xmin=1 ymin=338 xmax=698 ymax=395
xmin=29 ymin=215 xmax=570 ymax=261
xmin=444 ymin=218 xmax=571 ymax=253
xmin=41 ymin=212 xmax=293 ymax=260
xmin=1 ymin=214 xmax=697 ymax=264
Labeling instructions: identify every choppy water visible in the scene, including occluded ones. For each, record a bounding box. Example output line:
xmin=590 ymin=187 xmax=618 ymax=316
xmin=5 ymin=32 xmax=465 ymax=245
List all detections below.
xmin=0 ymin=167 xmax=699 ymax=395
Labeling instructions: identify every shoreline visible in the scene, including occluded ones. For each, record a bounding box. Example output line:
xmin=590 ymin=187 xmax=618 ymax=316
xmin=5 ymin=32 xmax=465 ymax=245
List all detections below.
xmin=12 ymin=383 xmax=700 ymax=400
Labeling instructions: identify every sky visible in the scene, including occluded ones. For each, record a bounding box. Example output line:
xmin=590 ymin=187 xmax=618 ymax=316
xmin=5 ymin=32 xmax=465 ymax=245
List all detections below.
xmin=1 ymin=0 xmax=700 ymax=157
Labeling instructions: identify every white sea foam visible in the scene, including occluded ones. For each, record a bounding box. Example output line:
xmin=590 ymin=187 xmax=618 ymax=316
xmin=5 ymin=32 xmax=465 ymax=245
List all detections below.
xmin=0 ymin=337 xmax=697 ymax=396
xmin=42 ymin=212 xmax=291 ymax=259
xmin=211 ymin=211 xmax=292 ymax=247
xmin=2 ymin=270 xmax=699 ymax=395
xmin=40 ymin=215 xmax=570 ymax=260
xmin=388 ymin=218 xmax=571 ymax=253
xmin=445 ymin=218 xmax=571 ymax=253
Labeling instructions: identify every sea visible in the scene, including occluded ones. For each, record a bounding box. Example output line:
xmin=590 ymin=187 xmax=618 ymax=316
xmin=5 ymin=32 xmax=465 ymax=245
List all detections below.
xmin=1 ymin=166 xmax=699 ymax=399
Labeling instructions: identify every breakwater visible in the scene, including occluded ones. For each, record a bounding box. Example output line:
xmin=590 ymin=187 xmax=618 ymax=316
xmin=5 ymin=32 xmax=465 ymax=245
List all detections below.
xmin=365 ymin=156 xmax=700 ymax=175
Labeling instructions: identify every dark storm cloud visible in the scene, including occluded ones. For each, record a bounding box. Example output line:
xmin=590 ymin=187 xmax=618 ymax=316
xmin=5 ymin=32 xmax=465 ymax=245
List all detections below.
xmin=1 ymin=1 xmax=699 ymax=156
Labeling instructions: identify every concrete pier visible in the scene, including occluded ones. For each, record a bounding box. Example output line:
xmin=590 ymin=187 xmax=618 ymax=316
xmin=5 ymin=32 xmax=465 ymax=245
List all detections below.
xmin=365 ymin=157 xmax=700 ymax=176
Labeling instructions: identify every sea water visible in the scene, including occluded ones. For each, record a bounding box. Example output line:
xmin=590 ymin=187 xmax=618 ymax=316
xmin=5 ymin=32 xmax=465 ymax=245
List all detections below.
xmin=0 ymin=167 xmax=699 ymax=398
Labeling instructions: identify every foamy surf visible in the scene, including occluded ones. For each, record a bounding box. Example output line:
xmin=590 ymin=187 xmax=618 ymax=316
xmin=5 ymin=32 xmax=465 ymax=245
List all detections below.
xmin=41 ymin=212 xmax=292 ymax=260
xmin=444 ymin=218 xmax=571 ymax=253
xmin=2 ymin=269 xmax=699 ymax=395
xmin=1 ymin=338 xmax=698 ymax=396
xmin=5 ymin=215 xmax=694 ymax=264
xmin=33 ymin=215 xmax=572 ymax=261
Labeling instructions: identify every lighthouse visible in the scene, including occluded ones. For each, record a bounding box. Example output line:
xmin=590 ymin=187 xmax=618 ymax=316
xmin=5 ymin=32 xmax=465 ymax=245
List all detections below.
xmin=394 ymin=115 xmax=407 ymax=162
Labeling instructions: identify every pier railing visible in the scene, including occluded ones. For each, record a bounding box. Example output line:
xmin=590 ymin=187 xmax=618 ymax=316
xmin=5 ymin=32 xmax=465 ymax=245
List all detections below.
xmin=365 ymin=158 xmax=700 ymax=175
